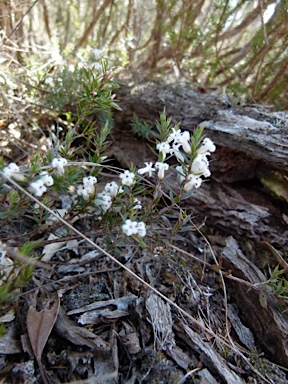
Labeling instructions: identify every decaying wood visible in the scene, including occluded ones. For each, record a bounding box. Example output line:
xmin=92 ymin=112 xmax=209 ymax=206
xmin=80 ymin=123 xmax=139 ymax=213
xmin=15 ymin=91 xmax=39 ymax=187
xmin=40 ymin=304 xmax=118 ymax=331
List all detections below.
xmin=112 ymin=83 xmax=288 ymax=249
xmin=174 ymin=321 xmax=244 ymax=384
xmin=54 ymin=307 xmax=110 ymax=351
xmin=115 ymin=83 xmax=288 ymax=169
xmin=222 ymin=237 xmax=288 ymax=368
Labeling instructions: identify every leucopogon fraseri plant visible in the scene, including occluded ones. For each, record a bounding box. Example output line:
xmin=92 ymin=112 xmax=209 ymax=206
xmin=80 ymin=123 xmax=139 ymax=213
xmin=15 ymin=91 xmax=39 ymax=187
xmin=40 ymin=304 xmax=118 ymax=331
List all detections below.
xmin=0 ymin=52 xmax=216 ymax=306
xmin=1 ymin=111 xmax=215 ymax=244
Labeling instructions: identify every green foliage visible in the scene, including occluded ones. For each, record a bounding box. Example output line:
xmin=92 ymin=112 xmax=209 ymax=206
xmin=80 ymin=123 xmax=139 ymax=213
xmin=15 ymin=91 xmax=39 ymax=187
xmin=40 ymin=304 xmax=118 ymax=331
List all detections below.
xmin=260 ymin=265 xmax=288 ymax=314
xmin=156 ymin=109 xmax=173 ymax=140
xmin=0 ymin=324 xmax=6 ymax=336
xmin=19 ymin=240 xmax=42 ymax=256
xmin=131 ymin=114 xmax=152 ymax=139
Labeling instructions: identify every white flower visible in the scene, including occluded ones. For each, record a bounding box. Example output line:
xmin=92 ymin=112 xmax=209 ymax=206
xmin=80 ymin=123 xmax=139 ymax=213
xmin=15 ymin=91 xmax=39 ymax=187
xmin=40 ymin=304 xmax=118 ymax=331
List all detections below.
xmin=90 ymin=62 xmax=102 ymax=72
xmin=191 ymin=154 xmax=210 ymax=176
xmin=156 ymin=141 xmax=170 ymax=160
xmin=45 ymin=77 xmax=55 ymax=87
xmin=198 ymin=138 xmax=216 ymax=155
xmin=122 ymin=219 xmax=138 ymax=236
xmin=175 ymin=165 xmax=186 ymax=184
xmin=83 ymin=176 xmax=97 ymax=188
xmin=183 ymin=174 xmax=202 ymax=191
xmin=136 ymin=222 xmax=146 ymax=237
xmin=179 ymin=131 xmax=191 ymax=154
xmin=104 ymin=181 xmax=122 ymax=197
xmin=132 ymin=198 xmax=142 ymax=210
xmin=169 ymin=143 xmax=185 ymax=162
xmin=29 ymin=179 xmax=47 ymax=197
xmin=155 ymin=162 xmax=169 ymax=180
xmin=202 ymin=168 xmax=211 ymax=178
xmin=138 ymin=162 xmax=155 ymax=177
xmin=167 ymin=127 xmax=182 ymax=144
xmin=39 ymin=171 xmax=54 ymax=186
xmin=52 ymin=158 xmax=68 ymax=175
xmin=2 ymin=163 xmax=25 ymax=181
xmin=119 ymin=170 xmax=135 ymax=187
xmin=95 ymin=192 xmax=112 ymax=212
xmin=92 ymin=48 xmax=104 ymax=60
xmin=77 ymin=184 xmax=94 ymax=200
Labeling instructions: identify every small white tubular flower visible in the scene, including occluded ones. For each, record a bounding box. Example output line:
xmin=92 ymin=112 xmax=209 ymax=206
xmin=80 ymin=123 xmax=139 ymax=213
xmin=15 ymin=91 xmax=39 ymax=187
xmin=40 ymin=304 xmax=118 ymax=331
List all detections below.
xmin=83 ymin=176 xmax=97 ymax=188
xmin=175 ymin=165 xmax=186 ymax=184
xmin=39 ymin=171 xmax=54 ymax=186
xmin=138 ymin=162 xmax=155 ymax=177
xmin=92 ymin=48 xmax=104 ymax=60
xmin=2 ymin=163 xmax=25 ymax=181
xmin=202 ymin=168 xmax=211 ymax=178
xmin=167 ymin=127 xmax=182 ymax=144
xmin=95 ymin=192 xmax=112 ymax=212
xmin=198 ymin=138 xmax=216 ymax=155
xmin=132 ymin=198 xmax=142 ymax=210
xmin=183 ymin=174 xmax=202 ymax=191
xmin=136 ymin=222 xmax=146 ymax=237
xmin=156 ymin=141 xmax=170 ymax=160
xmin=191 ymin=154 xmax=210 ymax=176
xmin=179 ymin=131 xmax=191 ymax=153
xmin=155 ymin=162 xmax=169 ymax=180
xmin=90 ymin=62 xmax=102 ymax=72
xmin=45 ymin=77 xmax=55 ymax=87
xmin=52 ymin=157 xmax=68 ymax=175
xmin=119 ymin=170 xmax=135 ymax=187
xmin=169 ymin=143 xmax=185 ymax=162
xmin=122 ymin=219 xmax=138 ymax=236
xmin=104 ymin=181 xmax=122 ymax=197
xmin=77 ymin=184 xmax=94 ymax=200
xmin=29 ymin=179 xmax=47 ymax=197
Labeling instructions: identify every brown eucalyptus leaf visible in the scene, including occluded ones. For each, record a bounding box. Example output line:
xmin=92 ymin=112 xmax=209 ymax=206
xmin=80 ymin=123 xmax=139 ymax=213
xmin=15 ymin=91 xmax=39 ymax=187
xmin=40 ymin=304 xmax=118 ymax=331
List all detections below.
xmin=27 ymin=292 xmax=60 ymax=361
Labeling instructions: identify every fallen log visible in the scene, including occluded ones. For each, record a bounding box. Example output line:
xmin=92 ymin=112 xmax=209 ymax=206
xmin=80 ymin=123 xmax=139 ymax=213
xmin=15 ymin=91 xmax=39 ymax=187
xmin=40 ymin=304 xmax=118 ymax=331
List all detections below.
xmin=112 ymin=83 xmax=288 ymax=249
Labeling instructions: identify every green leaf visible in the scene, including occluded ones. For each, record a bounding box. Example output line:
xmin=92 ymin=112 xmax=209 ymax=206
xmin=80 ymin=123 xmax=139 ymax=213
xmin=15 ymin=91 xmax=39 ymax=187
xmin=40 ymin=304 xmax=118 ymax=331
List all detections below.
xmin=0 ymin=324 xmax=6 ymax=335
xmin=19 ymin=240 xmax=42 ymax=256
xmin=179 ymin=225 xmax=194 ymax=232
xmin=259 ymin=292 xmax=267 ymax=309
xmin=173 ymin=196 xmax=180 ymax=204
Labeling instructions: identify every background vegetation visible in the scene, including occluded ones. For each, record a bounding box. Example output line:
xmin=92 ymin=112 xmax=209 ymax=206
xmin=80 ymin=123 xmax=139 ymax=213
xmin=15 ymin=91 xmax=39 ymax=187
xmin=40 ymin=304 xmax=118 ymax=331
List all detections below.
xmin=0 ymin=0 xmax=287 ymax=114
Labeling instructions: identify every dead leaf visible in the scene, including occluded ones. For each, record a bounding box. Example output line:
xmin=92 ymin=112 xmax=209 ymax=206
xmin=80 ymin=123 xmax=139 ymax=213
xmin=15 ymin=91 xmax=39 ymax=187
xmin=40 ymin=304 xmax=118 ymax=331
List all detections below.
xmin=27 ymin=292 xmax=60 ymax=384
xmin=27 ymin=292 xmax=60 ymax=360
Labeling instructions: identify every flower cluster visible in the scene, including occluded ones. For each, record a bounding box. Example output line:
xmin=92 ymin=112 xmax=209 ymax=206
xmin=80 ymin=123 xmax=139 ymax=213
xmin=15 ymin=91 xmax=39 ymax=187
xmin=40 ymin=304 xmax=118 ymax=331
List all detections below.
xmin=52 ymin=157 xmax=68 ymax=175
xmin=94 ymin=180 xmax=123 ymax=214
xmin=29 ymin=171 xmax=54 ymax=197
xmin=77 ymin=176 xmax=97 ymax=200
xmin=138 ymin=128 xmax=216 ymax=192
xmin=122 ymin=219 xmax=146 ymax=237
xmin=180 ymin=137 xmax=216 ymax=191
xmin=119 ymin=170 xmax=135 ymax=187
xmin=2 ymin=163 xmax=25 ymax=181
xmin=1 ymin=123 xmax=215 ymax=242
xmin=27 ymin=157 xmax=68 ymax=197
